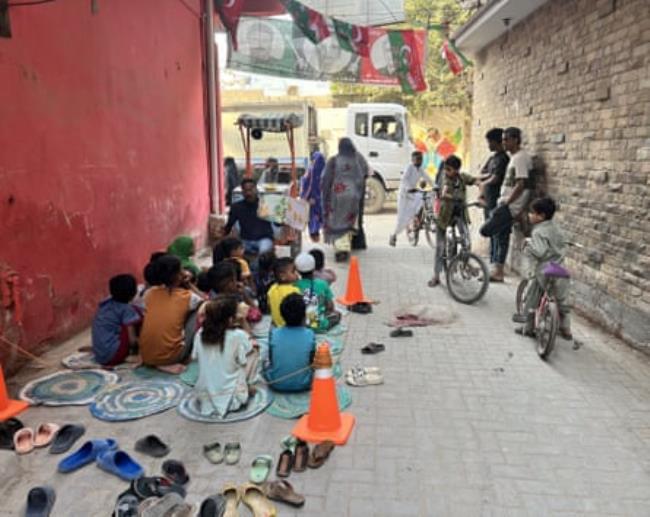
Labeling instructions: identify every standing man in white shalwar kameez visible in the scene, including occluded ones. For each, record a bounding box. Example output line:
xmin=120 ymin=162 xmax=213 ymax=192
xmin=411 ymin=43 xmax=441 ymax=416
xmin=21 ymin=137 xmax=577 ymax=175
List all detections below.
xmin=389 ymin=151 xmax=435 ymax=246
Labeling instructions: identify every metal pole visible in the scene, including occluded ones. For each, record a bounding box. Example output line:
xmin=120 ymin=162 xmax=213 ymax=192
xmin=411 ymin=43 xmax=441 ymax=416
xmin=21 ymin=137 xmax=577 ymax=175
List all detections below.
xmin=205 ymin=0 xmax=219 ymax=213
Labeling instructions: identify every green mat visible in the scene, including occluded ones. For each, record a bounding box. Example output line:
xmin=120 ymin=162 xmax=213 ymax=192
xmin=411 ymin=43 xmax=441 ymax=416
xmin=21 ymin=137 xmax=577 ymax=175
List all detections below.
xmin=133 ymin=363 xmax=199 ymax=387
xmin=266 ymin=383 xmax=352 ymax=419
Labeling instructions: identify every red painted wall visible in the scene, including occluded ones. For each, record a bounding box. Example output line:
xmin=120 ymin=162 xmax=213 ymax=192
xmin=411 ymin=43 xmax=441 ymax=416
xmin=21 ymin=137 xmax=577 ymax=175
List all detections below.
xmin=0 ymin=0 xmax=211 ymax=369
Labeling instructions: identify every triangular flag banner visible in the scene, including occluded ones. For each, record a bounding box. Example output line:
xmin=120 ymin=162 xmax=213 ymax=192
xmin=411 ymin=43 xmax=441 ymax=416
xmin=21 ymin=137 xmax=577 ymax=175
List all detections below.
xmin=282 ymin=0 xmax=330 ymax=43
xmin=388 ymin=29 xmax=428 ymax=94
xmin=442 ymin=39 xmax=464 ymax=75
xmin=333 ymin=18 xmax=370 ymax=57
xmin=215 ymin=0 xmax=246 ymax=50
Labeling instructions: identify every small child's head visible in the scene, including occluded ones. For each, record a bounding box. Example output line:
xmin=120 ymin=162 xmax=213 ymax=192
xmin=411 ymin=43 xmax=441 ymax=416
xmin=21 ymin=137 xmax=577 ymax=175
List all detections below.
xmin=155 ymin=255 xmax=183 ymax=289
xmin=280 ymin=293 xmax=306 ymax=327
xmin=411 ymin=150 xmax=423 ymax=167
xmin=209 ymin=261 xmax=238 ymax=294
xmin=258 ymin=251 xmax=276 ymax=274
xmin=227 ymin=258 xmax=243 ymax=282
xmin=202 ymin=295 xmax=238 ymax=348
xmin=274 ymin=257 xmax=298 ymax=284
xmin=149 ymin=251 xmax=166 ymax=262
xmin=529 ymin=196 xmax=557 ymax=225
xmin=308 ymin=248 xmax=325 ymax=271
xmin=294 ymin=252 xmax=316 ymax=279
xmin=214 ymin=237 xmax=245 ymax=263
xmin=443 ymin=155 xmax=462 ymax=178
xmin=196 ymin=271 xmax=212 ymax=294
xmin=109 ymin=274 xmax=137 ymax=303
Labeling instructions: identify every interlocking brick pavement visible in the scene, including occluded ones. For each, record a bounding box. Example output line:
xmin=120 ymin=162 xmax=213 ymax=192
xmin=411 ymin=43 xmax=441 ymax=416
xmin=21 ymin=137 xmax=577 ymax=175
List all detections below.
xmin=2 ymin=213 xmax=649 ymax=516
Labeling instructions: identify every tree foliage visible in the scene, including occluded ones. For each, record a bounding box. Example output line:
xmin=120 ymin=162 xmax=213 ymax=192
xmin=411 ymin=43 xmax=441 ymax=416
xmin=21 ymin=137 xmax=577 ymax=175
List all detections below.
xmin=330 ymin=0 xmax=473 ymax=118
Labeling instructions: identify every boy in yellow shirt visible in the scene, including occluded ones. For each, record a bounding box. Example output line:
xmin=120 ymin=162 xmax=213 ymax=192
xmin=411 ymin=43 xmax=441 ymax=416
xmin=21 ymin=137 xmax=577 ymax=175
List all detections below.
xmin=267 ymin=257 xmax=300 ymax=326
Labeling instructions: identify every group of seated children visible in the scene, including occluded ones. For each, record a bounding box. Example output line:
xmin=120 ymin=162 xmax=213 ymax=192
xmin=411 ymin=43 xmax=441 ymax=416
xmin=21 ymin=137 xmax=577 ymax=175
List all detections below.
xmin=91 ymin=235 xmax=339 ymax=416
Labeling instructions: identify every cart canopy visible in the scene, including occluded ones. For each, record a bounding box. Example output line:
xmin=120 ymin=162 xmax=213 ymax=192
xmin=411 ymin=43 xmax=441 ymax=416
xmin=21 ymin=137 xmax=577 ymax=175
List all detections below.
xmin=236 ymin=113 xmax=304 ymax=132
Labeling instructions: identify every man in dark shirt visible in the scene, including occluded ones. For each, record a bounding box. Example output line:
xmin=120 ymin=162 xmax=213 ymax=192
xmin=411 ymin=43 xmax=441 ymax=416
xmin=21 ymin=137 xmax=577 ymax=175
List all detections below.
xmin=479 ymin=128 xmax=510 ymax=276
xmin=224 ymin=179 xmax=275 ymax=255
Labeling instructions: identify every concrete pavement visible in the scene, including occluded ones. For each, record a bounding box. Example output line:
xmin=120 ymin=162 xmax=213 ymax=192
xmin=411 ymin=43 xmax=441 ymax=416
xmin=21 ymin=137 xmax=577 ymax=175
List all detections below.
xmin=2 ymin=212 xmax=650 ymax=516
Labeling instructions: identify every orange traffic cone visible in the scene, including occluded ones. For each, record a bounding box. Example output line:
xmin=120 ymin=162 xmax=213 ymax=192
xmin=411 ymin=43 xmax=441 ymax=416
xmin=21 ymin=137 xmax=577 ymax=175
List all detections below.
xmin=337 ymin=256 xmax=371 ymax=307
xmin=292 ymin=343 xmax=355 ymax=445
xmin=0 ymin=364 xmax=28 ymax=421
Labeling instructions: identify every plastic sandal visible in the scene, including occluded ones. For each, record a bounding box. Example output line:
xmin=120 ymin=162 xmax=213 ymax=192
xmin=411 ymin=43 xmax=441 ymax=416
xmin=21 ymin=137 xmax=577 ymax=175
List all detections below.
xmin=264 ymin=480 xmax=305 ymax=508
xmin=0 ymin=418 xmax=24 ymax=451
xmin=276 ymin=450 xmax=293 ymax=478
xmin=361 ymin=343 xmax=385 ymax=354
xmin=199 ymin=494 xmax=226 ymax=517
xmin=221 ymin=484 xmax=240 ymax=517
xmin=14 ymin=427 xmax=34 ymax=455
xmin=249 ymin=455 xmax=273 ymax=484
xmin=203 ymin=442 xmax=224 ymax=464
xmin=135 ymin=434 xmax=169 ymax=458
xmin=132 ymin=476 xmax=186 ymax=499
xmin=240 ymin=483 xmax=277 ymax=517
xmin=25 ymin=486 xmax=56 ymax=517
xmin=58 ymin=439 xmax=117 ymax=473
xmin=389 ymin=328 xmax=413 ymax=338
xmin=162 ymin=459 xmax=190 ymax=485
xmin=49 ymin=424 xmax=85 ymax=455
xmin=139 ymin=493 xmax=185 ymax=517
xmin=224 ymin=442 xmax=241 ymax=465
xmin=33 ymin=423 xmax=60 ymax=448
xmin=345 ymin=367 xmax=384 ymax=387
xmin=292 ymin=441 xmax=309 ymax=472
xmin=307 ymin=441 xmax=335 ymax=469
xmin=96 ymin=450 xmax=144 ymax=481
xmin=113 ymin=490 xmax=139 ymax=517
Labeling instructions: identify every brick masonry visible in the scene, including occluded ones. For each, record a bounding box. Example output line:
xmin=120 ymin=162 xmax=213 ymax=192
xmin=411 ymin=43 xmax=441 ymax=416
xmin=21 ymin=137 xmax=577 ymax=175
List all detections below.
xmin=467 ymin=0 xmax=650 ymax=350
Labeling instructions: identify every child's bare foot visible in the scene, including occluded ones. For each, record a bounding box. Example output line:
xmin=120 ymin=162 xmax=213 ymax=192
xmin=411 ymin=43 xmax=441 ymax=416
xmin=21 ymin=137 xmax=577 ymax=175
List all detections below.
xmin=156 ymin=363 xmax=186 ymax=374
xmin=125 ymin=355 xmax=142 ymax=367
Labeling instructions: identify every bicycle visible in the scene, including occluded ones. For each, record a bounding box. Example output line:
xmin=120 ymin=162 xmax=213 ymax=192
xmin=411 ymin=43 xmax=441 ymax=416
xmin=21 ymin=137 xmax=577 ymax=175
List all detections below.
xmin=405 ymin=188 xmax=437 ymax=249
xmin=515 ymin=242 xmax=581 ymax=359
xmin=410 ymin=189 xmax=489 ymax=304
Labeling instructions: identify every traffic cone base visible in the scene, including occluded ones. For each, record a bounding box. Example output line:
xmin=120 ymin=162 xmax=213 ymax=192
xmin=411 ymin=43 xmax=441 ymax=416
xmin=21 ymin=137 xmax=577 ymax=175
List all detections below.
xmin=293 ymin=412 xmax=355 ymax=445
xmin=337 ymin=256 xmax=372 ymax=306
xmin=0 ymin=366 xmax=29 ymax=421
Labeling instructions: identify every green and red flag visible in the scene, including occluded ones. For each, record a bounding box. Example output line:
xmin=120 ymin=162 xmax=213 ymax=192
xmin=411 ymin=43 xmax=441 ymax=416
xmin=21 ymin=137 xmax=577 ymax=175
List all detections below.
xmin=282 ymin=0 xmax=331 ymax=43
xmin=215 ymin=0 xmax=246 ymax=50
xmin=442 ymin=39 xmax=470 ymax=76
xmin=387 ymin=29 xmax=427 ymax=94
xmin=333 ymin=18 xmax=370 ymax=57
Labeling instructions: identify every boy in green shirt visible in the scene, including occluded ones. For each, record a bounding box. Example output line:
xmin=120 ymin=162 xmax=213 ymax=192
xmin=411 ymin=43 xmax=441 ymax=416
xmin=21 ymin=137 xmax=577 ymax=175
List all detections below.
xmin=294 ymin=252 xmax=341 ymax=332
xmin=428 ymin=155 xmax=479 ymax=287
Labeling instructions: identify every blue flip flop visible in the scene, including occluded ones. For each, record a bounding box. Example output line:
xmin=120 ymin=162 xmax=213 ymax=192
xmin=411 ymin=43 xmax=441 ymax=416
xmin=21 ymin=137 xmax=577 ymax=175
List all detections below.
xmin=97 ymin=450 xmax=144 ymax=480
xmin=58 ymin=439 xmax=117 ymax=473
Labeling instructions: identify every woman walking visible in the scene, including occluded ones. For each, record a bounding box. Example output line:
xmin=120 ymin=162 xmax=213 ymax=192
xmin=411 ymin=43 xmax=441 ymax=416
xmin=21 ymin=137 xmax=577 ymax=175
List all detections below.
xmin=300 ymin=151 xmax=326 ymax=243
xmin=321 ymin=138 xmax=368 ymax=262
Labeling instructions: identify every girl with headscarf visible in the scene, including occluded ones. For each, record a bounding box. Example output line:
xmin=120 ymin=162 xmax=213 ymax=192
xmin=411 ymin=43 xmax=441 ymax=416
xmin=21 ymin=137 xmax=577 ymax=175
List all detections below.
xmin=167 ymin=236 xmax=200 ymax=278
xmin=300 ymin=150 xmax=326 ymax=242
xmin=321 ymin=138 xmax=369 ymax=262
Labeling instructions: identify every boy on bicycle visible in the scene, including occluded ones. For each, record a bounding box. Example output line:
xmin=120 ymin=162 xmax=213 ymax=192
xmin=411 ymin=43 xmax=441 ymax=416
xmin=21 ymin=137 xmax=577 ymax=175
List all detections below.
xmin=389 ymin=151 xmax=435 ymax=247
xmin=428 ymin=155 xmax=479 ymax=287
xmin=513 ymin=197 xmax=572 ymax=339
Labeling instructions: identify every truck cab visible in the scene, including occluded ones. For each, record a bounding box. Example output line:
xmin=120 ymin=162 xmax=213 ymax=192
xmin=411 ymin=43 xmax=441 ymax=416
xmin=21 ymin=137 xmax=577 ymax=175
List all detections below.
xmin=347 ymin=103 xmax=414 ymax=213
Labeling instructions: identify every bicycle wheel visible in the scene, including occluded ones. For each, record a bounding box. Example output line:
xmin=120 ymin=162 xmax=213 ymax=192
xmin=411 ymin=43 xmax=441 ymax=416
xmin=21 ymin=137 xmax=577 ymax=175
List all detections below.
xmin=446 ymin=252 xmax=490 ymax=304
xmin=424 ymin=217 xmax=436 ymax=249
xmin=446 ymin=227 xmax=458 ymax=261
xmin=515 ymin=278 xmax=529 ymax=315
xmin=536 ymin=300 xmax=559 ymax=360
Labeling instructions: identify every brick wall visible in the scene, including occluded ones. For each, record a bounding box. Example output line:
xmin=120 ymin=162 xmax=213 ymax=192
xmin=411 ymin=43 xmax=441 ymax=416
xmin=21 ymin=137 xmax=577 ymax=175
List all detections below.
xmin=468 ymin=0 xmax=650 ymax=349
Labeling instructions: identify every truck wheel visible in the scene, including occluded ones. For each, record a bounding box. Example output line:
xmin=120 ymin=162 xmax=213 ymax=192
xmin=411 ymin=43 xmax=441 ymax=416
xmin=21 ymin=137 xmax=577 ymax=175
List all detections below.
xmin=364 ymin=177 xmax=386 ymax=214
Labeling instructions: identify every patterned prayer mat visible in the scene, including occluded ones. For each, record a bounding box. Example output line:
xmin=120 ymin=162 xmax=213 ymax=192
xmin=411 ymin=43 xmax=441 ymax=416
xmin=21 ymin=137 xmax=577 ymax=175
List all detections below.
xmin=177 ymin=386 xmax=273 ymax=424
xmin=266 ymin=384 xmax=352 ymax=420
xmin=90 ymin=380 xmax=187 ymax=422
xmin=20 ymin=370 xmax=119 ymax=406
xmin=61 ymin=351 xmax=100 ymax=370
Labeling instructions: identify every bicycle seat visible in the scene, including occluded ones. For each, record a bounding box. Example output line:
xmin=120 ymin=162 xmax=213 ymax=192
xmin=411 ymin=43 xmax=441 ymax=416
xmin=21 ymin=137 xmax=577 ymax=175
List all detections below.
xmin=542 ymin=262 xmax=570 ymax=278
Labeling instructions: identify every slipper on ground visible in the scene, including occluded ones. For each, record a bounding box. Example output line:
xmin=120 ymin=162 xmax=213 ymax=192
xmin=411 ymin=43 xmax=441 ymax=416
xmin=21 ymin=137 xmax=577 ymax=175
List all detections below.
xmin=33 ymin=423 xmax=60 ymax=448
xmin=58 ymin=439 xmax=117 ymax=473
xmin=25 ymin=486 xmax=56 ymax=517
xmin=135 ymin=434 xmax=169 ymax=458
xmin=49 ymin=424 xmax=85 ymax=455
xmin=96 ymin=450 xmax=144 ymax=481
xmin=13 ymin=427 xmax=34 ymax=455
xmin=249 ymin=455 xmax=273 ymax=484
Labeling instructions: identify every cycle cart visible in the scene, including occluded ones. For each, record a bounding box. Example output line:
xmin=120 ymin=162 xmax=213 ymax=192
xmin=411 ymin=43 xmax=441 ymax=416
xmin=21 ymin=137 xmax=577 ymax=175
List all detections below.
xmin=409 ymin=189 xmax=490 ymax=304
xmin=236 ymin=113 xmax=307 ymax=256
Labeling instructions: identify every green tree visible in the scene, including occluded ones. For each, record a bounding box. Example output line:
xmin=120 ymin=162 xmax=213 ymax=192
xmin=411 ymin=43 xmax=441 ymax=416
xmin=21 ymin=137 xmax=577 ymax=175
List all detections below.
xmin=330 ymin=0 xmax=472 ymax=118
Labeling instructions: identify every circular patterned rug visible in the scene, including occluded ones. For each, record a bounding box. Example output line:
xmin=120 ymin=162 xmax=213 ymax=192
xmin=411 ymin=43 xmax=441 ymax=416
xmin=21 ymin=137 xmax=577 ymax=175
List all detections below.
xmin=177 ymin=386 xmax=273 ymax=424
xmin=266 ymin=384 xmax=352 ymax=420
xmin=19 ymin=370 xmax=119 ymax=406
xmin=90 ymin=380 xmax=187 ymax=422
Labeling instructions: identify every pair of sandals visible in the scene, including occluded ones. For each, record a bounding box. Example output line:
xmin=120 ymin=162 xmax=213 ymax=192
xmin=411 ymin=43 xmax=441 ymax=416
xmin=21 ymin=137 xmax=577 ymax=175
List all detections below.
xmin=13 ymin=423 xmax=60 ymax=454
xmin=203 ymin=441 xmax=241 ymax=465
xmin=345 ymin=366 xmax=384 ymax=387
xmin=276 ymin=440 xmax=334 ymax=478
xmin=58 ymin=439 xmax=144 ymax=481
xmin=220 ymin=483 xmax=277 ymax=517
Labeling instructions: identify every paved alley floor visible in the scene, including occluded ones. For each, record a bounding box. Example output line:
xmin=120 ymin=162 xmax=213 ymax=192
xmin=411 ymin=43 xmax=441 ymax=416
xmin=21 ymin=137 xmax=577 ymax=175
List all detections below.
xmin=2 ymin=212 xmax=650 ymax=516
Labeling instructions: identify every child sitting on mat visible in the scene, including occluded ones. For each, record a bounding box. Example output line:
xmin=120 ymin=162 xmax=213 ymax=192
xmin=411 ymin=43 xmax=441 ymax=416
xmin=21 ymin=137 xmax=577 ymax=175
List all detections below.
xmin=267 ymin=257 xmax=300 ymax=327
xmin=309 ymin=247 xmax=337 ymax=285
xmin=92 ymin=274 xmax=142 ymax=367
xmin=192 ymin=296 xmax=259 ymax=417
xmin=213 ymin=237 xmax=254 ymax=290
xmin=207 ymin=261 xmax=253 ymax=333
xmin=294 ymin=252 xmax=341 ymax=332
xmin=254 ymin=251 xmax=276 ymax=315
xmin=264 ymin=294 xmax=316 ymax=392
xmin=139 ymin=255 xmax=204 ymax=374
